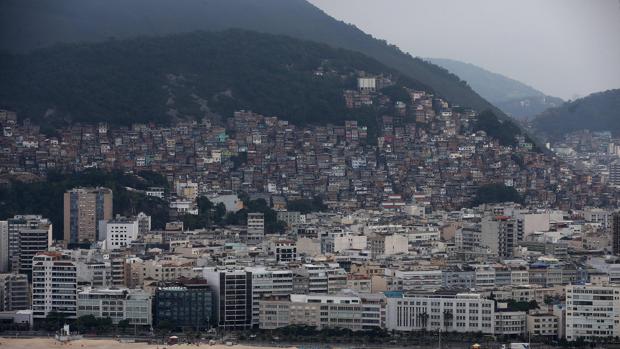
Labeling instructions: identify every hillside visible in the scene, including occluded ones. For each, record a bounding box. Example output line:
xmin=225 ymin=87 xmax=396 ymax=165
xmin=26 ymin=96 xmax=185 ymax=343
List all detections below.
xmin=0 ymin=30 xmax=429 ymax=128
xmin=430 ymin=58 xmax=563 ymax=119
xmin=0 ymin=0 xmax=501 ymax=117
xmin=532 ymin=89 xmax=620 ymax=137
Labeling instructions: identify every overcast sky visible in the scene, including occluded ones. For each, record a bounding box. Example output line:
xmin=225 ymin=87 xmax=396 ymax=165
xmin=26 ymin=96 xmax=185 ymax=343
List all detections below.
xmin=309 ymin=0 xmax=620 ymax=100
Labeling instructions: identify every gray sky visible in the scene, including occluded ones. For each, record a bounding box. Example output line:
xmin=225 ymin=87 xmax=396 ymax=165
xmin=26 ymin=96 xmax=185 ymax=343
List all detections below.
xmin=309 ymin=0 xmax=620 ymax=100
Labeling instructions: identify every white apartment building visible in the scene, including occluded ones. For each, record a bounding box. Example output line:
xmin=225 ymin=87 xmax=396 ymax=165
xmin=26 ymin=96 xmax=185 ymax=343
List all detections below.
xmin=494 ymin=309 xmax=527 ymax=336
xmin=246 ymin=213 xmax=264 ymax=245
xmin=259 ymin=293 xmax=384 ymax=331
xmin=473 ymin=265 xmax=496 ymax=290
xmin=77 ymin=287 xmax=152 ymax=326
xmin=386 ymin=293 xmax=495 ymax=334
xmin=31 ymin=252 xmax=78 ymax=319
xmin=527 ymin=313 xmax=559 ymax=338
xmin=294 ymin=263 xmax=347 ymax=294
xmin=246 ymin=267 xmax=293 ymax=327
xmin=390 ymin=269 xmax=443 ymax=293
xmin=368 ymin=233 xmax=408 ymax=258
xmin=565 ymin=284 xmax=620 ymax=341
xmin=99 ymin=217 xmax=139 ymax=250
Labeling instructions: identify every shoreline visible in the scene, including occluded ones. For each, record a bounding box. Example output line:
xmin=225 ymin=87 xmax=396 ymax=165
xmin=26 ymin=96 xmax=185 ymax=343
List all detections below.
xmin=0 ymin=338 xmax=299 ymax=349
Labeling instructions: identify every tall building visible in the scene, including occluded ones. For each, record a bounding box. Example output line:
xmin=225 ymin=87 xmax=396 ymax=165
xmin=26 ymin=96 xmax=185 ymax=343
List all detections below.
xmin=31 ymin=252 xmax=78 ymax=319
xmin=613 ymin=212 xmax=620 ymax=256
xmin=5 ymin=215 xmax=52 ymax=275
xmin=153 ymin=279 xmax=212 ymax=330
xmin=0 ymin=221 xmax=8 ymax=272
xmin=204 ymin=268 xmax=252 ymax=330
xmin=0 ymin=273 xmax=29 ymax=311
xmin=246 ymin=213 xmax=264 ymax=245
xmin=565 ymin=284 xmax=620 ymax=341
xmin=609 ymin=159 xmax=620 ymax=186
xmin=481 ymin=214 xmax=523 ymax=258
xmin=245 ymin=267 xmax=293 ymax=327
xmin=64 ymin=187 xmax=113 ymax=244
xmin=77 ymin=287 xmax=152 ymax=326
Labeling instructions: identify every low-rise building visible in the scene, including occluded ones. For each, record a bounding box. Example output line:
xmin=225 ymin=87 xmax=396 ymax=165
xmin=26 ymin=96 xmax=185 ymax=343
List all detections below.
xmin=77 ymin=287 xmax=152 ymax=326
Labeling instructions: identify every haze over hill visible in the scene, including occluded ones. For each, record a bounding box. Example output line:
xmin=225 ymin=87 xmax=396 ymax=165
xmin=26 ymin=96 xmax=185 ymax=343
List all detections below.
xmin=430 ymin=58 xmax=563 ymax=120
xmin=532 ymin=89 xmax=620 ymax=138
xmin=0 ymin=0 xmax=502 ymax=118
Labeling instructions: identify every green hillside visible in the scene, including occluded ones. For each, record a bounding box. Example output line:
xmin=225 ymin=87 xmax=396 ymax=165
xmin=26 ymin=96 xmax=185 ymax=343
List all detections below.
xmin=430 ymin=58 xmax=563 ymax=119
xmin=0 ymin=30 xmax=428 ymax=128
xmin=532 ymin=89 xmax=620 ymax=137
xmin=0 ymin=0 xmax=502 ymax=117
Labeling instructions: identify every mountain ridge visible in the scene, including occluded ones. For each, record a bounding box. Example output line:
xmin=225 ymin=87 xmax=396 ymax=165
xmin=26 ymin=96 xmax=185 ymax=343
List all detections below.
xmin=0 ymin=0 xmax=504 ymax=118
xmin=532 ymin=89 xmax=620 ymax=137
xmin=429 ymin=58 xmax=563 ymax=119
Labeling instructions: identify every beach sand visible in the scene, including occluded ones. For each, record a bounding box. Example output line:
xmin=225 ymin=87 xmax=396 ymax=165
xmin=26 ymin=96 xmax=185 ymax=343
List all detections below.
xmin=0 ymin=338 xmax=297 ymax=349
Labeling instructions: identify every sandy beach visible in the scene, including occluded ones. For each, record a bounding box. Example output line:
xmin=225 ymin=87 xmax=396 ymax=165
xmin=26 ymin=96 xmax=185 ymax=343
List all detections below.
xmin=0 ymin=338 xmax=298 ymax=349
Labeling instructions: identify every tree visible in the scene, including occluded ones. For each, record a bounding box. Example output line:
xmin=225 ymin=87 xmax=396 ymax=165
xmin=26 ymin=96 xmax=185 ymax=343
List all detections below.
xmin=43 ymin=311 xmax=68 ymax=331
xmin=474 ymin=110 xmax=521 ymax=147
xmin=118 ymin=319 xmax=131 ymax=333
xmin=472 ymin=183 xmax=523 ymax=206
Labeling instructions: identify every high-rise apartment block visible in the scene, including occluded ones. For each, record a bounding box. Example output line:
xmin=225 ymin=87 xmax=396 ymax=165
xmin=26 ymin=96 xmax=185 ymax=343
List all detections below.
xmin=4 ymin=215 xmax=52 ymax=275
xmin=565 ymin=284 xmax=620 ymax=341
xmin=0 ymin=273 xmax=29 ymax=311
xmin=64 ymin=187 xmax=113 ymax=244
xmin=246 ymin=213 xmax=264 ymax=245
xmin=31 ymin=252 xmax=78 ymax=319
xmin=612 ymin=212 xmax=620 ymax=256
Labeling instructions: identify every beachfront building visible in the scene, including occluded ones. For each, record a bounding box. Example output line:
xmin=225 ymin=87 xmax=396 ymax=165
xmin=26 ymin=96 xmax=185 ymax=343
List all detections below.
xmin=77 ymin=287 xmax=152 ymax=326
xmin=153 ymin=279 xmax=213 ymax=330
xmin=31 ymin=252 xmax=78 ymax=319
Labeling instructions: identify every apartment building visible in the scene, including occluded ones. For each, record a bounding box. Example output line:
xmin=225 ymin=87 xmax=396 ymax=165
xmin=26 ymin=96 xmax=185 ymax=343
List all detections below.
xmin=4 ymin=215 xmax=52 ymax=275
xmin=481 ymin=215 xmax=523 ymax=258
xmin=527 ymin=313 xmax=559 ymax=339
xmin=259 ymin=293 xmax=383 ymax=331
xmin=31 ymin=252 xmax=78 ymax=319
xmin=246 ymin=267 xmax=293 ymax=327
xmin=64 ymin=187 xmax=113 ymax=244
xmin=246 ymin=213 xmax=264 ymax=245
xmin=0 ymin=273 xmax=29 ymax=311
xmin=293 ymin=263 xmax=347 ymax=294
xmin=99 ymin=216 xmax=139 ymax=250
xmin=565 ymin=284 xmax=620 ymax=341
xmin=390 ymin=269 xmax=443 ymax=293
xmin=203 ymin=268 xmax=252 ymax=330
xmin=0 ymin=221 xmax=7 ymax=273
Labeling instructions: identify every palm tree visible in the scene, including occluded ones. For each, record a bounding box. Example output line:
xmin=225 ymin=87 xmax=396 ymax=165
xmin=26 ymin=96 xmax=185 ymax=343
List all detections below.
xmin=417 ymin=311 xmax=429 ymax=330
xmin=442 ymin=310 xmax=453 ymax=331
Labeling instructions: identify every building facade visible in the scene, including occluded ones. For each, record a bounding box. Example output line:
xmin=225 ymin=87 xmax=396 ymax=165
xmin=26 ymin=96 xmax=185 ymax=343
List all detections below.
xmin=565 ymin=284 xmax=620 ymax=341
xmin=31 ymin=252 xmax=78 ymax=319
xmin=204 ymin=268 xmax=252 ymax=330
xmin=0 ymin=273 xmax=29 ymax=311
xmin=153 ymin=279 xmax=212 ymax=330
xmin=64 ymin=187 xmax=113 ymax=244
xmin=77 ymin=287 xmax=152 ymax=326
xmin=385 ymin=293 xmax=495 ymax=334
